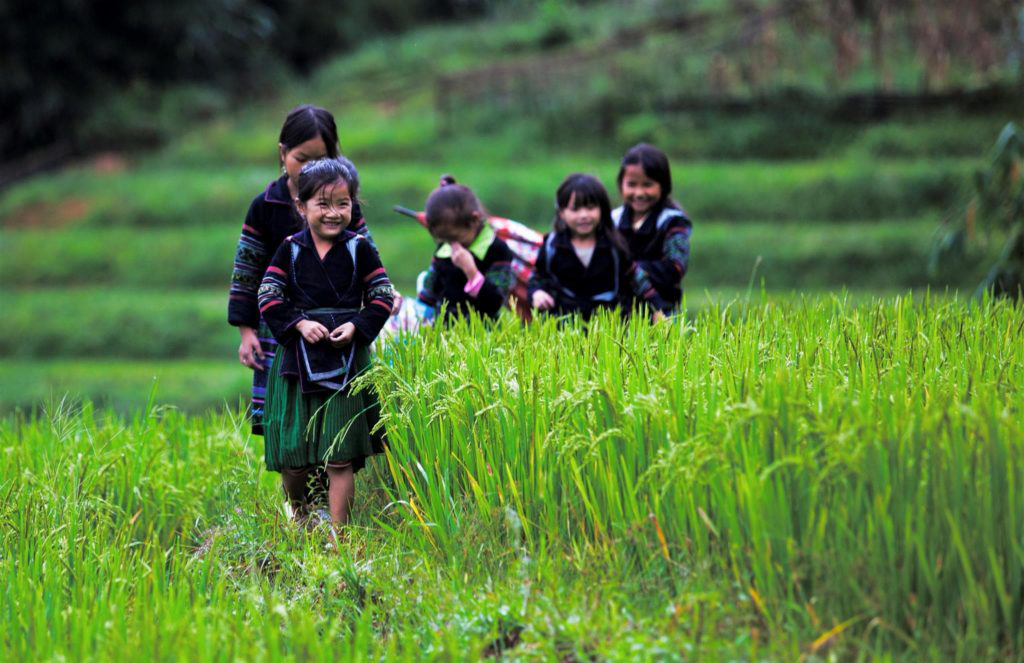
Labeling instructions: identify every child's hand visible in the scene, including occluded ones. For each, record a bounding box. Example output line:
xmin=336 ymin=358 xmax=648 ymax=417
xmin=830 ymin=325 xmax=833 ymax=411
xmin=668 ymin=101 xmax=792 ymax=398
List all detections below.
xmin=652 ymin=310 xmax=668 ymax=324
xmin=531 ymin=290 xmax=555 ymax=310
xmin=449 ymin=242 xmax=479 ymax=280
xmin=238 ymin=326 xmax=266 ymax=370
xmin=329 ymin=322 xmax=357 ymax=347
xmin=296 ymin=319 xmax=330 ymax=344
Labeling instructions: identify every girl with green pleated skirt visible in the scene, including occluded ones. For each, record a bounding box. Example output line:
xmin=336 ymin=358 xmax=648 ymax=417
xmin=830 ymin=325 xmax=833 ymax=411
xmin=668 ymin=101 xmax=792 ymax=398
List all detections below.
xmin=257 ymin=157 xmax=394 ymax=526
xmin=263 ymin=342 xmax=384 ymax=473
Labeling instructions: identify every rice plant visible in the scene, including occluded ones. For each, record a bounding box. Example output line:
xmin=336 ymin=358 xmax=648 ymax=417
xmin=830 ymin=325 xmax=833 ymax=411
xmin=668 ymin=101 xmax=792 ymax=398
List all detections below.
xmin=371 ymin=293 xmax=1024 ymax=657
xmin=3 ymin=294 xmax=1021 ymax=659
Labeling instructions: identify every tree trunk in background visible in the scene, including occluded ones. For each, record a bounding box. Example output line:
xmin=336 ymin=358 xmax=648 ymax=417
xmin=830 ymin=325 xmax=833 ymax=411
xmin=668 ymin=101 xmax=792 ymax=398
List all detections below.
xmin=869 ymin=1 xmax=891 ymax=91
xmin=828 ymin=0 xmax=859 ymax=87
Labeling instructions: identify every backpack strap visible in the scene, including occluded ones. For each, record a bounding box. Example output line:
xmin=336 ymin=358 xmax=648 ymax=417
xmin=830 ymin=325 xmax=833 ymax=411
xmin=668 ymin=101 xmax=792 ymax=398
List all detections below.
xmin=611 ymin=245 xmax=620 ymax=296
xmin=611 ymin=206 xmax=624 ymax=228
xmin=611 ymin=205 xmax=686 ymax=232
xmin=655 ymin=207 xmax=688 ymax=231
xmin=544 ymin=232 xmax=557 ymax=278
xmin=285 ymin=235 xmax=316 ymax=303
xmin=344 ymin=234 xmax=360 ymax=299
xmin=289 ymin=238 xmax=300 ymax=275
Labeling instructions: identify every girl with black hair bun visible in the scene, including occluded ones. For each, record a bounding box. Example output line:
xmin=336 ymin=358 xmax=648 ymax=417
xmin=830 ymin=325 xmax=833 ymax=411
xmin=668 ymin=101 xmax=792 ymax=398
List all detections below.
xmin=415 ymin=181 xmax=516 ymax=322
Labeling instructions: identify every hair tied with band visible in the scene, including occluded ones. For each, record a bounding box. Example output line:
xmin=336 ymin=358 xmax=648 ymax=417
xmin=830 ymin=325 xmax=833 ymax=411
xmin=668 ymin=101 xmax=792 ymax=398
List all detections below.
xmin=296 ymin=157 xmax=360 ymax=203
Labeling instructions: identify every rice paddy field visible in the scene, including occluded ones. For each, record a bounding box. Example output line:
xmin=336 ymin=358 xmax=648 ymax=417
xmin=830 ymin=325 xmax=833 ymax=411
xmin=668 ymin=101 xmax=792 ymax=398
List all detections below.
xmin=3 ymin=298 xmax=1023 ymax=660
xmin=4 ymin=0 xmax=1024 ymax=659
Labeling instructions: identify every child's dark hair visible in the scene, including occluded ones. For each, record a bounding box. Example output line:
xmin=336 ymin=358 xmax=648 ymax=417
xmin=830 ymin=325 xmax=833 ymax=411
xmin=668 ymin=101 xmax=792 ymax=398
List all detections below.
xmin=279 ymin=104 xmax=341 ymax=157
xmin=425 ymin=178 xmax=485 ymax=235
xmin=296 ymin=157 xmax=359 ymax=203
xmin=616 ymin=143 xmax=679 ymax=209
xmin=555 ymin=173 xmax=630 ymax=255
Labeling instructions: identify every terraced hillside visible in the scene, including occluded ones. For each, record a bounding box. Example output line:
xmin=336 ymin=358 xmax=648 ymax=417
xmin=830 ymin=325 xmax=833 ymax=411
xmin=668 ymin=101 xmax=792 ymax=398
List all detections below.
xmin=0 ymin=1 xmax=1018 ymax=412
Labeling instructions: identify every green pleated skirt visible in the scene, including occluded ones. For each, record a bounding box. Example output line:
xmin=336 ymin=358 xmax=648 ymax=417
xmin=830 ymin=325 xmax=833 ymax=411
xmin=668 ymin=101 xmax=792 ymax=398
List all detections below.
xmin=263 ymin=344 xmax=385 ymax=473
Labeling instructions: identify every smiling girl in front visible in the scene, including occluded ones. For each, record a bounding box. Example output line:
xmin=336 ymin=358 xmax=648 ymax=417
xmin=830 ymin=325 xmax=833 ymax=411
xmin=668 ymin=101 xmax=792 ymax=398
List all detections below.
xmin=614 ymin=143 xmax=692 ymax=312
xmin=258 ymin=158 xmax=393 ymax=527
xmin=529 ymin=173 xmax=669 ymax=320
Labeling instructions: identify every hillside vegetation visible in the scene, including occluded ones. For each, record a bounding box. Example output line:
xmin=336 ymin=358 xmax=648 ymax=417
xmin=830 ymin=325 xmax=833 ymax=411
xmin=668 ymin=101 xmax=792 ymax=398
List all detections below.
xmin=0 ymin=0 xmax=1020 ymax=412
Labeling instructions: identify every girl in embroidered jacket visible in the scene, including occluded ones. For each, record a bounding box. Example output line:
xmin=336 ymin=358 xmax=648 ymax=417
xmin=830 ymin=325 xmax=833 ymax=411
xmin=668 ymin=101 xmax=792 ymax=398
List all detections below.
xmin=228 ymin=104 xmax=376 ymax=437
xmin=529 ymin=173 xmax=670 ymax=321
xmin=258 ymin=158 xmax=393 ymax=526
xmin=613 ymin=143 xmax=692 ymax=312
xmin=415 ymin=181 xmax=515 ymax=321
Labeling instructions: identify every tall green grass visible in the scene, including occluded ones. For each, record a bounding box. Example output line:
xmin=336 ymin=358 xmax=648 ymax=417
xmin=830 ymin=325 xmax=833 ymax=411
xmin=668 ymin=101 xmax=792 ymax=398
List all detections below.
xmin=4 ymin=295 xmax=1021 ymax=658
xmin=370 ymin=294 xmax=1024 ymax=656
xmin=0 ymin=402 xmax=759 ymax=660
xmin=0 ymin=290 xmax=909 ymax=413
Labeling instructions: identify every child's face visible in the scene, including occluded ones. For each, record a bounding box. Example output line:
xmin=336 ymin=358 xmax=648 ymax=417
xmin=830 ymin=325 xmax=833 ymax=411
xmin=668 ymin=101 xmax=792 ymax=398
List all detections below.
xmin=299 ymin=179 xmax=352 ymax=242
xmin=430 ymin=215 xmax=481 ymax=247
xmin=620 ymin=164 xmax=663 ymax=218
xmin=279 ymin=135 xmax=328 ymax=185
xmin=560 ymin=192 xmax=600 ymax=239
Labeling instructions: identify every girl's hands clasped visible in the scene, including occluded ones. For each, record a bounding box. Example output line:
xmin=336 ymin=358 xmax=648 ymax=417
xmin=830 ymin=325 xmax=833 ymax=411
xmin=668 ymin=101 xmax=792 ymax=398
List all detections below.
xmin=296 ymin=319 xmax=330 ymax=344
xmin=329 ymin=322 xmax=356 ymax=347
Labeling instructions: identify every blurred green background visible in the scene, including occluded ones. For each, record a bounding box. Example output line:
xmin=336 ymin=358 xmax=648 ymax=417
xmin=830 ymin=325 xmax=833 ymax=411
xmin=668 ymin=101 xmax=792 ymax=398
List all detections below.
xmin=2 ymin=0 xmax=1022 ymax=413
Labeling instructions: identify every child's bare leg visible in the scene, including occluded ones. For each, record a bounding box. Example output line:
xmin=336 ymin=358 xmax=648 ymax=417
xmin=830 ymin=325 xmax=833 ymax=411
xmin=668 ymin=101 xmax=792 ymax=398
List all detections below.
xmin=325 ymin=462 xmax=355 ymax=525
xmin=281 ymin=467 xmax=312 ymax=521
